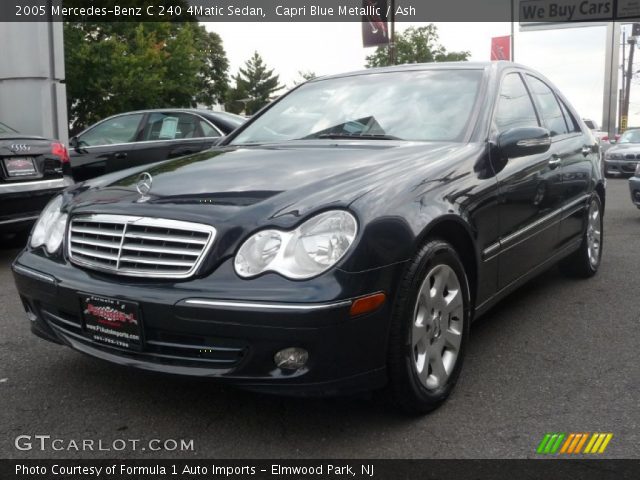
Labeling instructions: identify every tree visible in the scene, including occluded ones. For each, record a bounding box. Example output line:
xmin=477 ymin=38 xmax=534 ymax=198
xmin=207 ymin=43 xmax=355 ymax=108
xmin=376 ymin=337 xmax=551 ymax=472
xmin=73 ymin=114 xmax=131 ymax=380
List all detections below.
xmin=64 ymin=22 xmax=229 ymax=133
xmin=225 ymin=52 xmax=284 ymax=115
xmin=365 ymin=25 xmax=470 ymax=68
xmin=294 ymin=70 xmax=317 ymax=85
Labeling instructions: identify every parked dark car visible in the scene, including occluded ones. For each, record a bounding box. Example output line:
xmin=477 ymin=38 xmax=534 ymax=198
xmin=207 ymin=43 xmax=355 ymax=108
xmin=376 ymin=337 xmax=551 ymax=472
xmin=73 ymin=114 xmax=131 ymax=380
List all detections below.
xmin=12 ymin=62 xmax=604 ymax=413
xmin=0 ymin=121 xmax=74 ymax=235
xmin=69 ymin=109 xmax=245 ymax=181
xmin=603 ymin=127 xmax=640 ymax=177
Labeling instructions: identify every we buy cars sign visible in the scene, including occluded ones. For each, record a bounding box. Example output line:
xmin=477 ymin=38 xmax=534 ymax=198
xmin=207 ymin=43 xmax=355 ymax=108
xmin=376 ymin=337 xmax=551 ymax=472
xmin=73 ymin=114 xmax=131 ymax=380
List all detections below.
xmin=520 ymin=0 xmax=640 ymax=26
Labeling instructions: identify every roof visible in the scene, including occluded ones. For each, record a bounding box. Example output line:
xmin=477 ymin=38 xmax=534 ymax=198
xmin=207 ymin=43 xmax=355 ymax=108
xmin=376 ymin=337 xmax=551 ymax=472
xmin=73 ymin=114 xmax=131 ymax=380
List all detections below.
xmin=311 ymin=61 xmax=532 ymax=82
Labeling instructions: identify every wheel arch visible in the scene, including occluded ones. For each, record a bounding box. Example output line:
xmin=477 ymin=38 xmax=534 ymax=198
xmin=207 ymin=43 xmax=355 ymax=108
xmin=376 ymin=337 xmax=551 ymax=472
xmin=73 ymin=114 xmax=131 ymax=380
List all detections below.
xmin=415 ymin=216 xmax=479 ymax=309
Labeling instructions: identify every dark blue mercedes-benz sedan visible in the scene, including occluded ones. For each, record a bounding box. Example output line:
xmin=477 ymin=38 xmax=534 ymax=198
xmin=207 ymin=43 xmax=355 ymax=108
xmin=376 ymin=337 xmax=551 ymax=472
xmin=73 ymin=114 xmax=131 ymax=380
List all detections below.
xmin=12 ymin=62 xmax=604 ymax=413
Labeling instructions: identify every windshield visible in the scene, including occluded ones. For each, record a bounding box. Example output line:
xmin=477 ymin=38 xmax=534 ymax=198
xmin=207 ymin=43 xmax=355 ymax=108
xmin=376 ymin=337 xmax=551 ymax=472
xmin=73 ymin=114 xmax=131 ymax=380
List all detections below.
xmin=618 ymin=129 xmax=640 ymax=144
xmin=230 ymin=69 xmax=484 ymax=145
xmin=0 ymin=121 xmax=18 ymax=134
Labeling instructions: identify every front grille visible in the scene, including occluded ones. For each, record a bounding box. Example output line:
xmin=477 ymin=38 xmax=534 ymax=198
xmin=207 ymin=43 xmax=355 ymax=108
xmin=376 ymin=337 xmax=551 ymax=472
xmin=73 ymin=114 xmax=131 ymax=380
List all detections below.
xmin=68 ymin=214 xmax=216 ymax=278
xmin=625 ymin=153 xmax=640 ymax=160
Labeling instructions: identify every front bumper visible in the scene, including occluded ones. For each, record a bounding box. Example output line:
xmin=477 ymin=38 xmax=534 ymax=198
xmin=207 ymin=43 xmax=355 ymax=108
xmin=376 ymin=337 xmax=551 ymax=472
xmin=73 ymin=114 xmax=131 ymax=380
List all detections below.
xmin=12 ymin=250 xmax=405 ymax=396
xmin=604 ymin=158 xmax=638 ymax=176
xmin=629 ymin=176 xmax=640 ymax=208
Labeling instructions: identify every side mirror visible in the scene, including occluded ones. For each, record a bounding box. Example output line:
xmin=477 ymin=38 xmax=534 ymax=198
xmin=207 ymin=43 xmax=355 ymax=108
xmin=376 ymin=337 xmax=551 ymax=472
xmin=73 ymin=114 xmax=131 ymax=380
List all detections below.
xmin=498 ymin=127 xmax=551 ymax=160
xmin=68 ymin=136 xmax=79 ymax=148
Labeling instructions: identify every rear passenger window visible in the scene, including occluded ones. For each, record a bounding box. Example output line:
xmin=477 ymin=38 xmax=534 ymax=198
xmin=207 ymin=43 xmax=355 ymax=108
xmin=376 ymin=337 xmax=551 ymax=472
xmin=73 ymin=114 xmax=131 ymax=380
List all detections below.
xmin=526 ymin=75 xmax=569 ymax=136
xmin=494 ymin=73 xmax=539 ymax=132
xmin=559 ymin=99 xmax=581 ymax=133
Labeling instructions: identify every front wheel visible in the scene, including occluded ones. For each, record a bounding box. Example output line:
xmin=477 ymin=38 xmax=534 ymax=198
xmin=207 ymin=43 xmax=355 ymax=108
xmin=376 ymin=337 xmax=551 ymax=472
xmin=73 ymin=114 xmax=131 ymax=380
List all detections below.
xmin=559 ymin=194 xmax=603 ymax=277
xmin=387 ymin=240 xmax=470 ymax=415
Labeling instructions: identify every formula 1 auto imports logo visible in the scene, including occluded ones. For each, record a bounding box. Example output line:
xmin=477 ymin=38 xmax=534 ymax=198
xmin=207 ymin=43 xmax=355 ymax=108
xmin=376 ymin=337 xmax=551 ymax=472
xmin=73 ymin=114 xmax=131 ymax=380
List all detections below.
xmin=85 ymin=304 xmax=137 ymax=325
xmin=536 ymin=432 xmax=613 ymax=455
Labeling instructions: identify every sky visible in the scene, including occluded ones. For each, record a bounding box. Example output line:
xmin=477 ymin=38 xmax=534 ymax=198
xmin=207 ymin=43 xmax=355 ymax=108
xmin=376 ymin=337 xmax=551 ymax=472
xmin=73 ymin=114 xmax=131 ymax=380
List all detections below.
xmin=205 ymin=22 xmax=635 ymax=128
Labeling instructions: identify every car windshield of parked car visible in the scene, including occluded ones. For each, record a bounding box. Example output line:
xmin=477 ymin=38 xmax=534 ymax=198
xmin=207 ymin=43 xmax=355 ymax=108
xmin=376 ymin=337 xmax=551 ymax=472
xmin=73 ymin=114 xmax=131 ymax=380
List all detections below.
xmin=230 ymin=69 xmax=484 ymax=145
xmin=0 ymin=121 xmax=18 ymax=134
xmin=618 ymin=129 xmax=640 ymax=144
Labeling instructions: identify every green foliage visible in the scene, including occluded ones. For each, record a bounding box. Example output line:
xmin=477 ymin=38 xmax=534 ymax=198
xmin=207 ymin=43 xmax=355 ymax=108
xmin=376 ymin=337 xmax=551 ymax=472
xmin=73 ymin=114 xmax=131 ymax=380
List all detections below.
xmin=294 ymin=70 xmax=317 ymax=85
xmin=65 ymin=22 xmax=229 ymax=133
xmin=365 ymin=25 xmax=470 ymax=68
xmin=225 ymin=52 xmax=284 ymax=115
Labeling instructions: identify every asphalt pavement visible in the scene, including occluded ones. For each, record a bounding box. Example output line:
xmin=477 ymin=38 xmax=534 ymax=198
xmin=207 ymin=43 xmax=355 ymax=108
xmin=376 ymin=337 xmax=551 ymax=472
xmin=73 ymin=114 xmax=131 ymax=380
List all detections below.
xmin=1 ymin=179 xmax=638 ymax=459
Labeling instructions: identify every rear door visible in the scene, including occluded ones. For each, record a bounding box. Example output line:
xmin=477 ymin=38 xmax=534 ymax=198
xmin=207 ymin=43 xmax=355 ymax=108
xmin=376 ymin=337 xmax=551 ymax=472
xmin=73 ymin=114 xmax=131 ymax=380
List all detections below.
xmin=525 ymin=75 xmax=594 ymax=249
xmin=491 ymin=71 xmax=564 ymax=288
xmin=136 ymin=112 xmax=216 ymax=162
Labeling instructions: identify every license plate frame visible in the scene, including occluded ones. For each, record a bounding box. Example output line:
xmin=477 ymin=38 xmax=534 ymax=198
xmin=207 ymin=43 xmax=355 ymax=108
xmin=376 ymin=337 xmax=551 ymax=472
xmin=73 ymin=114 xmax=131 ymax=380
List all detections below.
xmin=3 ymin=157 xmax=37 ymax=177
xmin=80 ymin=293 xmax=143 ymax=351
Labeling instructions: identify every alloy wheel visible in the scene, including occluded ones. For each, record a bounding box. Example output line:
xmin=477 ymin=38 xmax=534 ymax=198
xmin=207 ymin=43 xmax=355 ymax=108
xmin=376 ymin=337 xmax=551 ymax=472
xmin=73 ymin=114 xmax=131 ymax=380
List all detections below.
xmin=586 ymin=199 xmax=602 ymax=268
xmin=411 ymin=264 xmax=464 ymax=390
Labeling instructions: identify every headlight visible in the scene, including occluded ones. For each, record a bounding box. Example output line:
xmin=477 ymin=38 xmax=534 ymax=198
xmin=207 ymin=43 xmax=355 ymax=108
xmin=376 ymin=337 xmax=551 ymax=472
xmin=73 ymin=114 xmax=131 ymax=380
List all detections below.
xmin=234 ymin=210 xmax=358 ymax=280
xmin=30 ymin=195 xmax=68 ymax=254
xmin=607 ymin=152 xmax=621 ymax=160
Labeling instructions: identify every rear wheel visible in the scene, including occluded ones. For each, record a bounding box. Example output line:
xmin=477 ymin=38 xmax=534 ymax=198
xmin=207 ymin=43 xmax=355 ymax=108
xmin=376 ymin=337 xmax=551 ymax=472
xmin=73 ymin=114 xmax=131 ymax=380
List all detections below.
xmin=559 ymin=195 xmax=603 ymax=277
xmin=387 ymin=240 xmax=470 ymax=414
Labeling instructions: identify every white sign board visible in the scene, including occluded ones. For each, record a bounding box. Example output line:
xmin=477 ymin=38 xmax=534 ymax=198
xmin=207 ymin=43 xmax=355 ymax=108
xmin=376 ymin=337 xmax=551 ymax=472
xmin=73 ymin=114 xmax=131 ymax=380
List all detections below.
xmin=519 ymin=0 xmax=640 ymax=30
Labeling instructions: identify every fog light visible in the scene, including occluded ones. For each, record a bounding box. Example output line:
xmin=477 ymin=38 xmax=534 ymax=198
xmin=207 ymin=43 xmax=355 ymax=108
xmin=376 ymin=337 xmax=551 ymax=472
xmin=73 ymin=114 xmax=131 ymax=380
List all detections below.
xmin=274 ymin=348 xmax=308 ymax=370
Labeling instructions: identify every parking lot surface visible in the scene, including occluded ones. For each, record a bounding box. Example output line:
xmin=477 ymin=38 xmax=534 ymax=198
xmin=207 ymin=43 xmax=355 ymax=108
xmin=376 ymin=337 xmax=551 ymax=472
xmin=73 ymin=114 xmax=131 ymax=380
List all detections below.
xmin=0 ymin=179 xmax=638 ymax=459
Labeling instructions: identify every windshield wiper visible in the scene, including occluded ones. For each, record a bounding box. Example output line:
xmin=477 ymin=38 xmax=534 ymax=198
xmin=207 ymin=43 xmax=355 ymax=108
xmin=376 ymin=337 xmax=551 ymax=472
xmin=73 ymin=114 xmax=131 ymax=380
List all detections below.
xmin=315 ymin=133 xmax=402 ymax=140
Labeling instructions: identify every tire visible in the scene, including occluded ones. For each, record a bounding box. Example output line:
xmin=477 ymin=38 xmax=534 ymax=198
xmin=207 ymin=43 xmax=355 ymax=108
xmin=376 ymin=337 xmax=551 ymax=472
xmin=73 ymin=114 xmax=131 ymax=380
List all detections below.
xmin=559 ymin=194 xmax=603 ymax=278
xmin=387 ymin=239 xmax=471 ymax=415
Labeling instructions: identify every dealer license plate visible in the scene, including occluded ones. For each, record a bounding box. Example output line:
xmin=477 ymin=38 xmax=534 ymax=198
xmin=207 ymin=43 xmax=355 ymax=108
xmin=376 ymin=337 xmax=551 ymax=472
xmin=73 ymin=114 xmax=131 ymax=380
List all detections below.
xmin=4 ymin=157 xmax=36 ymax=177
xmin=81 ymin=294 xmax=143 ymax=351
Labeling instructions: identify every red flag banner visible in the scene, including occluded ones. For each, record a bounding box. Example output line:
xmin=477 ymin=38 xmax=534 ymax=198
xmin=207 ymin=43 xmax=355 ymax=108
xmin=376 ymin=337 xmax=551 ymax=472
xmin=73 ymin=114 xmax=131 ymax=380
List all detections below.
xmin=362 ymin=0 xmax=389 ymax=47
xmin=491 ymin=35 xmax=511 ymax=61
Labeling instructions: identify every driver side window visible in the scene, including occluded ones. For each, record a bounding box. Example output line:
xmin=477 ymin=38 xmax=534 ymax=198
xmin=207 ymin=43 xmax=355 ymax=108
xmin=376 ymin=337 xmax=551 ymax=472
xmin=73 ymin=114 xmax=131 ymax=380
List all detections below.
xmin=494 ymin=73 xmax=539 ymax=134
xmin=79 ymin=114 xmax=144 ymax=147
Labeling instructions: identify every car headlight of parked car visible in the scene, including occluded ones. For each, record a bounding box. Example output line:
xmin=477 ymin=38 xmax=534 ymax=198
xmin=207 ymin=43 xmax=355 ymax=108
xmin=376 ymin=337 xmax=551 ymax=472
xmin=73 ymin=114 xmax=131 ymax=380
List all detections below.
xmin=606 ymin=152 xmax=622 ymax=160
xmin=30 ymin=195 xmax=68 ymax=254
xmin=234 ymin=210 xmax=358 ymax=280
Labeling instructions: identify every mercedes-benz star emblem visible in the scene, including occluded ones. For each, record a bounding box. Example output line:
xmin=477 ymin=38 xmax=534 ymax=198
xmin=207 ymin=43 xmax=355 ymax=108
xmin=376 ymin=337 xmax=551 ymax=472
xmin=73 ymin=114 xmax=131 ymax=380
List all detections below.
xmin=136 ymin=172 xmax=153 ymax=196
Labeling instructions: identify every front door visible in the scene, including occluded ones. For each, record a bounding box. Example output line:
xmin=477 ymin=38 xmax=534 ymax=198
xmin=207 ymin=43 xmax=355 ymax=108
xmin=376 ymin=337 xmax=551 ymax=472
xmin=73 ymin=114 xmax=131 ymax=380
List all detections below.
xmin=490 ymin=72 xmax=564 ymax=288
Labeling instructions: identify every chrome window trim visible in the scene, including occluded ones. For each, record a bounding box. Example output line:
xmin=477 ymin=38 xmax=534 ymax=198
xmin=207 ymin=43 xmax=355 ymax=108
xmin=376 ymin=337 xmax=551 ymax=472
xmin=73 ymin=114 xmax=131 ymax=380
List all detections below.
xmin=67 ymin=214 xmax=216 ymax=279
xmin=183 ymin=298 xmax=352 ymax=311
xmin=76 ymin=112 xmax=223 ymax=148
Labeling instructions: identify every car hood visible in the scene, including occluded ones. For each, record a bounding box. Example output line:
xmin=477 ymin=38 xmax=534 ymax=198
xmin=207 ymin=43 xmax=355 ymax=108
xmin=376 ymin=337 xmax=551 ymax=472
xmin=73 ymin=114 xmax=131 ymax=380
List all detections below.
xmin=607 ymin=143 xmax=640 ymax=154
xmin=66 ymin=141 xmax=476 ymax=227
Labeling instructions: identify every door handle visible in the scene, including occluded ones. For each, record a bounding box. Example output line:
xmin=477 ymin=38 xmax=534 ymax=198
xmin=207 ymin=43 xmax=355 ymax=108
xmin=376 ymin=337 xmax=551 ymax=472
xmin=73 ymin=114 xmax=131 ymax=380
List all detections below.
xmin=548 ymin=156 xmax=561 ymax=169
xmin=114 ymin=152 xmax=127 ymax=159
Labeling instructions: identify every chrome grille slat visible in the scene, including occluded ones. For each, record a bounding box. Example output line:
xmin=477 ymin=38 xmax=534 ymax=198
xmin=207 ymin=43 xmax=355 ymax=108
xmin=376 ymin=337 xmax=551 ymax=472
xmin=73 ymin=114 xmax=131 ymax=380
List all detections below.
xmin=68 ymin=214 xmax=216 ymax=278
xmin=119 ymin=256 xmax=194 ymax=267
xmin=70 ymin=237 xmax=122 ymax=249
xmin=121 ymin=244 xmax=201 ymax=256
xmin=70 ymin=226 xmax=124 ymax=236
xmin=124 ymin=232 xmax=208 ymax=244
xmin=71 ymin=246 xmax=119 ymax=261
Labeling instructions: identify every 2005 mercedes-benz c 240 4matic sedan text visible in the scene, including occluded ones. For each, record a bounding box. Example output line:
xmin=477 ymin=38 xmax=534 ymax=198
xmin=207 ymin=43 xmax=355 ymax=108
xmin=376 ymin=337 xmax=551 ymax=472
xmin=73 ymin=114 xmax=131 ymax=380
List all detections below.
xmin=12 ymin=62 xmax=605 ymax=413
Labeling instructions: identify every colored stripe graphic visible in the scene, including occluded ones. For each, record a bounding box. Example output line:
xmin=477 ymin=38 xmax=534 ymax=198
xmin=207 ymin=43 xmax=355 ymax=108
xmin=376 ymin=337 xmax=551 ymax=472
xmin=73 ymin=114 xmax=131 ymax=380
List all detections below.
xmin=538 ymin=433 xmax=613 ymax=454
